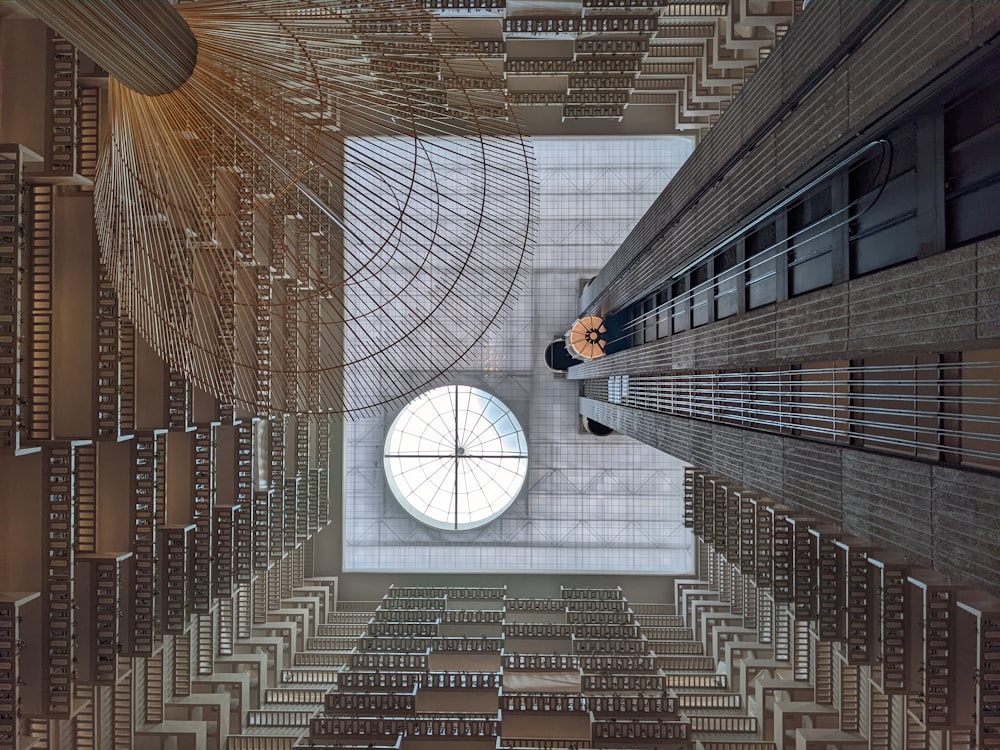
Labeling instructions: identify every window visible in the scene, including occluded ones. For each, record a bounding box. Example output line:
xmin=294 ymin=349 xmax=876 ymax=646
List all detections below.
xmin=383 ymin=385 xmax=527 ymax=530
xmin=691 ymin=262 xmax=711 ymax=328
xmin=714 ymin=245 xmax=739 ymax=320
xmin=788 ymin=184 xmax=834 ymax=295
xmin=671 ymin=278 xmax=689 ymax=333
xmin=745 ymin=221 xmax=779 ymax=309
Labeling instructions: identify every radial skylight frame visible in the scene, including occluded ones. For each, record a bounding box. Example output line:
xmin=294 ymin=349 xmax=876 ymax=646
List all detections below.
xmin=383 ymin=385 xmax=528 ymax=530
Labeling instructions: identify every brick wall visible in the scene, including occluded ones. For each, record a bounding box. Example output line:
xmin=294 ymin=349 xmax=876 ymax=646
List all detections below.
xmin=581 ymin=397 xmax=1000 ymax=597
xmin=582 ymin=0 xmax=1000 ymax=316
xmin=571 ymin=0 xmax=1000 ymax=604
xmin=570 ymin=236 xmax=999 ymax=379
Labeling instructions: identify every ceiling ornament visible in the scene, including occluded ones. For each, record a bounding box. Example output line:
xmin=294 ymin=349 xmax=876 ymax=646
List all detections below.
xmin=31 ymin=0 xmax=536 ymax=416
xmin=567 ymin=315 xmax=607 ymax=360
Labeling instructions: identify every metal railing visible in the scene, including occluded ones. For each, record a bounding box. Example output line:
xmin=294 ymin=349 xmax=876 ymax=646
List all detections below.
xmin=591 ymin=358 xmax=1000 ymax=469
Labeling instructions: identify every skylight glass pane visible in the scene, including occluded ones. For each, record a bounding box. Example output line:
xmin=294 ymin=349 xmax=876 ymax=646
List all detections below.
xmin=384 ymin=385 xmax=528 ymax=530
xmin=345 ymin=135 xmax=695 ymax=573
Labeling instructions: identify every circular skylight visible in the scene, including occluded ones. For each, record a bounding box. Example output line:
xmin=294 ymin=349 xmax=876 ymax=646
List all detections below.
xmin=384 ymin=385 xmax=528 ymax=530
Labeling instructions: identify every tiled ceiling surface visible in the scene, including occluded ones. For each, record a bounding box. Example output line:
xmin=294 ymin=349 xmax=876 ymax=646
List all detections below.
xmin=428 ymin=0 xmax=800 ymax=135
xmin=342 ymin=136 xmax=695 ymax=573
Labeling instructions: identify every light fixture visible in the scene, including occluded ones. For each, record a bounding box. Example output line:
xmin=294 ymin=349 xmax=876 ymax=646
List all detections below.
xmin=566 ymin=315 xmax=607 ymax=360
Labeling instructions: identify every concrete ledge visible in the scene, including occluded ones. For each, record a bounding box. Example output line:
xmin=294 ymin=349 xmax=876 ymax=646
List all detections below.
xmin=794 ymin=728 xmax=868 ymax=750
xmin=193 ymin=672 xmax=251 ymax=720
xmin=165 ymin=693 xmax=230 ymax=750
xmin=236 ymin=636 xmax=285 ymax=687
xmin=268 ymin=609 xmax=310 ymax=651
xmin=135 ymin=720 xmax=206 ymax=750
xmin=214 ymin=653 xmax=268 ymax=708
xmin=751 ymin=677 xmax=815 ymax=741
xmin=739 ymin=660 xmax=786 ymax=697
xmin=699 ymin=612 xmax=746 ymax=654
xmin=253 ymin=621 xmax=298 ymax=659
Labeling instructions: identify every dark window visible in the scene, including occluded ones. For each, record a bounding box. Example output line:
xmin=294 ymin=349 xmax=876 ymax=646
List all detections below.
xmin=745 ymin=222 xmax=778 ymax=310
xmin=788 ymin=185 xmax=834 ymax=295
xmin=849 ymin=125 xmax=918 ymax=276
xmin=631 ymin=301 xmax=644 ymax=347
xmin=850 ymin=171 xmax=918 ymax=276
xmin=714 ymin=245 xmax=739 ymax=320
xmin=671 ymin=278 xmax=689 ymax=334
xmin=656 ymin=290 xmax=670 ymax=338
xmin=691 ymin=262 xmax=711 ymax=327
xmin=945 ymin=76 xmax=1000 ymax=247
xmin=643 ymin=296 xmax=657 ymax=343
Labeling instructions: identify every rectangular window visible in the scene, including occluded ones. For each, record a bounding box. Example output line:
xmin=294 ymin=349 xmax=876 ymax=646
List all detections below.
xmin=643 ymin=296 xmax=657 ymax=343
xmin=656 ymin=290 xmax=671 ymax=339
xmin=945 ymin=76 xmax=1000 ymax=247
xmin=714 ymin=245 xmax=739 ymax=320
xmin=850 ymin=125 xmax=918 ymax=276
xmin=745 ymin=222 xmax=778 ymax=310
xmin=671 ymin=278 xmax=689 ymax=333
xmin=691 ymin=263 xmax=711 ymax=328
xmin=788 ymin=185 xmax=834 ymax=296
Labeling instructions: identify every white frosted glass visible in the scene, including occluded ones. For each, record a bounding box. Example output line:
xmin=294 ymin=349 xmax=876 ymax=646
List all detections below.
xmin=384 ymin=385 xmax=528 ymax=530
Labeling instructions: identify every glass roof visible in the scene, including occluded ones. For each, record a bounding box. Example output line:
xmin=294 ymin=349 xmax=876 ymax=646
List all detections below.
xmin=344 ymin=136 xmax=695 ymax=573
xmin=384 ymin=385 xmax=528 ymax=530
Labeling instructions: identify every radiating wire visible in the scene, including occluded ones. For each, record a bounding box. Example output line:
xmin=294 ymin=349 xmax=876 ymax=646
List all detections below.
xmin=597 ymin=361 xmax=1000 ymax=463
xmin=94 ymin=0 xmax=536 ymax=416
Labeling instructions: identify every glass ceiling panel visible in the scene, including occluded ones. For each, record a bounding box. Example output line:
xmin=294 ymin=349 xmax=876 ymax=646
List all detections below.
xmin=384 ymin=385 xmax=528 ymax=530
xmin=344 ymin=135 xmax=696 ymax=573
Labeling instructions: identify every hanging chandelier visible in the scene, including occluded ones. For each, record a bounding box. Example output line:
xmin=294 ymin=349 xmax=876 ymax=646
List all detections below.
xmin=26 ymin=0 xmax=535 ymax=416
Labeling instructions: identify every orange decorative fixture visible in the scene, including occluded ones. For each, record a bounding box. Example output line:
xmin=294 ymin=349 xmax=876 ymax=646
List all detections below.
xmin=567 ymin=316 xmax=607 ymax=360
